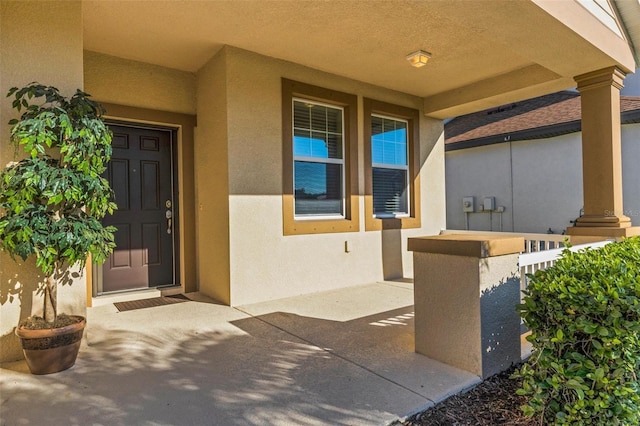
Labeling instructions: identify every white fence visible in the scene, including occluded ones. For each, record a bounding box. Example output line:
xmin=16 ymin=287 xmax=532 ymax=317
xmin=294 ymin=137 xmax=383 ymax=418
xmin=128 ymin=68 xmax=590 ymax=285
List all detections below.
xmin=519 ymin=239 xmax=612 ymax=296
xmin=439 ymin=229 xmax=612 ymax=296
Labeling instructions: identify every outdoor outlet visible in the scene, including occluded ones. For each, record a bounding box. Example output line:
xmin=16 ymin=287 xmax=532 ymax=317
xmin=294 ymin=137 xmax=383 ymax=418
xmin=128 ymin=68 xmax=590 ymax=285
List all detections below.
xmin=496 ymin=206 xmax=505 ymax=213
xmin=462 ymin=196 xmax=474 ymax=213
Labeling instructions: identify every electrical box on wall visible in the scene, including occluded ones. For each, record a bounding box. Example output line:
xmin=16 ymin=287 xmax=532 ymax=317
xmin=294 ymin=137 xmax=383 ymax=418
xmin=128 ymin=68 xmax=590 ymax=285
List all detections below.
xmin=483 ymin=197 xmax=495 ymax=211
xmin=462 ymin=196 xmax=474 ymax=213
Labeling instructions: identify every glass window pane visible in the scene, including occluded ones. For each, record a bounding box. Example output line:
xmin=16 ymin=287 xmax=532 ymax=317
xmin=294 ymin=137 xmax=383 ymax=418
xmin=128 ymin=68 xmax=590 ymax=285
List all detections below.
xmin=383 ymin=119 xmax=396 ymax=135
xmin=326 ymin=134 xmax=342 ymax=159
xmin=383 ymin=143 xmax=395 ymax=165
xmin=372 ymin=134 xmax=384 ymax=164
xmin=293 ymin=101 xmax=311 ymax=129
xmin=395 ymin=142 xmax=407 ymax=165
xmin=293 ymin=129 xmax=312 ymax=157
xmin=372 ymin=167 xmax=408 ymax=215
xmin=294 ymin=161 xmax=343 ymax=216
xmin=310 ymin=132 xmax=329 ymax=158
xmin=327 ymin=107 xmax=342 ymax=133
xmin=294 ymin=100 xmax=343 ymax=160
xmin=371 ymin=116 xmax=383 ymax=136
xmin=311 ymin=105 xmax=327 ymax=132
xmin=371 ymin=116 xmax=408 ymax=166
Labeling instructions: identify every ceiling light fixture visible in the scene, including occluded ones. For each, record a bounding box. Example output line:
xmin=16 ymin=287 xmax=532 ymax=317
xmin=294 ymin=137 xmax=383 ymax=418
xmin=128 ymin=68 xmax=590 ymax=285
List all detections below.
xmin=406 ymin=50 xmax=431 ymax=68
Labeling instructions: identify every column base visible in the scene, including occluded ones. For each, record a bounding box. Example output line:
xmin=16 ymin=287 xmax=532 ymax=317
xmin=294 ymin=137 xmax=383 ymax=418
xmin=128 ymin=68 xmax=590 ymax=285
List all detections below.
xmin=574 ymin=214 xmax=632 ymax=227
xmin=566 ymin=226 xmax=640 ymax=238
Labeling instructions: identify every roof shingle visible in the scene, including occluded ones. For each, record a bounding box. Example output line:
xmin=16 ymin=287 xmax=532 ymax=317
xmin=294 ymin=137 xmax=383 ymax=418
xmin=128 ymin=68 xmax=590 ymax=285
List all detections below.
xmin=445 ymin=91 xmax=640 ymax=150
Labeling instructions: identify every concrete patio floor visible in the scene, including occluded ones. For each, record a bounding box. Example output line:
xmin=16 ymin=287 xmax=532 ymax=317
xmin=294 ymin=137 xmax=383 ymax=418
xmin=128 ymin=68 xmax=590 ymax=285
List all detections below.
xmin=0 ymin=281 xmax=482 ymax=426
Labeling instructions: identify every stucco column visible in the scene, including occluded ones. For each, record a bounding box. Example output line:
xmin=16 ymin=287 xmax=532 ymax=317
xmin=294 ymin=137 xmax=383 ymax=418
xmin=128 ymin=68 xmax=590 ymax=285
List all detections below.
xmin=567 ymin=67 xmax=640 ymax=238
xmin=408 ymin=234 xmax=523 ymax=379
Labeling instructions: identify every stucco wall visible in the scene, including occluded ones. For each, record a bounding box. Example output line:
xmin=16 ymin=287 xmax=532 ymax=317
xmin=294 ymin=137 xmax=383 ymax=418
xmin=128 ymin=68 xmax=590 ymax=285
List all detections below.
xmin=84 ymin=51 xmax=197 ymax=115
xmin=213 ymin=47 xmax=444 ymax=305
xmin=621 ymin=125 xmax=640 ymax=225
xmin=511 ymin=134 xmax=584 ymax=233
xmin=621 ymin=70 xmax=640 ymax=96
xmin=0 ymin=1 xmax=86 ymax=362
xmin=445 ymin=144 xmax=514 ymax=232
xmin=445 ymin=126 xmax=639 ymax=234
xmin=194 ymin=50 xmax=232 ymax=304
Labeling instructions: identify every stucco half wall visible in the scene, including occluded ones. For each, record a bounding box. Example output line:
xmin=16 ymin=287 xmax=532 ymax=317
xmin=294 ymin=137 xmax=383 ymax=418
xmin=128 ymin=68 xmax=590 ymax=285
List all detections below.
xmin=197 ymin=47 xmax=446 ymax=306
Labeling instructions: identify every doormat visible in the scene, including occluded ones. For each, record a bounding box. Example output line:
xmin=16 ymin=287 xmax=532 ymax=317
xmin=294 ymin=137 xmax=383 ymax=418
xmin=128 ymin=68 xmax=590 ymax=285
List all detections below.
xmin=114 ymin=294 xmax=190 ymax=312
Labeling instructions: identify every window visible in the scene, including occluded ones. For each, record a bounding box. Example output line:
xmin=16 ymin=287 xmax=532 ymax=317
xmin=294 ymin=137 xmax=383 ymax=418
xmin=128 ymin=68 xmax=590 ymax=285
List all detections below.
xmin=371 ymin=115 xmax=409 ymax=216
xmin=364 ymin=98 xmax=421 ymax=230
xmin=282 ymin=79 xmax=359 ymax=235
xmin=293 ymin=100 xmax=344 ymax=217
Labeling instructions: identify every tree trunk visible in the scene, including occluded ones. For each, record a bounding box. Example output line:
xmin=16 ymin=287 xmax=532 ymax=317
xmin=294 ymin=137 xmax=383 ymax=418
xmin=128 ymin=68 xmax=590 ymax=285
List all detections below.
xmin=43 ymin=270 xmax=57 ymax=323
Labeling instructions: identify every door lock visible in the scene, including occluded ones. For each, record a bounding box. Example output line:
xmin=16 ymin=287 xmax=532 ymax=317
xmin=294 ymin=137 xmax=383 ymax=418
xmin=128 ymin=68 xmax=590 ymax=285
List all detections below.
xmin=166 ymin=209 xmax=172 ymax=234
xmin=165 ymin=199 xmax=173 ymax=234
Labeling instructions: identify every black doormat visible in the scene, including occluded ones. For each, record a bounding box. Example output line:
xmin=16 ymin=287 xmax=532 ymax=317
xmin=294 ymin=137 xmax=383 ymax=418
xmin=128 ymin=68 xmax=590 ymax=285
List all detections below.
xmin=114 ymin=294 xmax=190 ymax=312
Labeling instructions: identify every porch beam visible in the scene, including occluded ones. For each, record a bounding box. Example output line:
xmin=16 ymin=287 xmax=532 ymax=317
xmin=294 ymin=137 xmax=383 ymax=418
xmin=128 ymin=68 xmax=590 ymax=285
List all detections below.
xmin=422 ymin=64 xmax=566 ymax=119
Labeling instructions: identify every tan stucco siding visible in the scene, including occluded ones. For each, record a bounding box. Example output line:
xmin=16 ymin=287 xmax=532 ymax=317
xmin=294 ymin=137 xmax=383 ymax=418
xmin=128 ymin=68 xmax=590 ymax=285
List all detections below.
xmin=194 ymin=50 xmax=232 ymax=304
xmin=222 ymin=47 xmax=445 ymax=305
xmin=84 ymin=51 xmax=197 ymax=115
xmin=0 ymin=1 xmax=85 ymax=362
xmin=533 ymin=0 xmax=635 ymax=74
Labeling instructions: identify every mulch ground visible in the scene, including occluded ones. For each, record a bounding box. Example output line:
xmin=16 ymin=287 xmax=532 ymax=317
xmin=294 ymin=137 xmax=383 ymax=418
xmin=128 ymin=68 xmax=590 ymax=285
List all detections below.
xmin=399 ymin=364 xmax=537 ymax=426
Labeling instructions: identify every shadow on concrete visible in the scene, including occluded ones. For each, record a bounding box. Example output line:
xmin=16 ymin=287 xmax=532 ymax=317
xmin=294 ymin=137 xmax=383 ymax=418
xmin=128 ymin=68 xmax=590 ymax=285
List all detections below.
xmin=0 ymin=294 xmax=481 ymax=426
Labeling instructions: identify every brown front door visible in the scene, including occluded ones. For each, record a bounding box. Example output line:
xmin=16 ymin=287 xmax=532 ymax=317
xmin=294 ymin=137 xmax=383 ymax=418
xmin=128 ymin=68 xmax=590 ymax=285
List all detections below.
xmin=102 ymin=125 xmax=177 ymax=292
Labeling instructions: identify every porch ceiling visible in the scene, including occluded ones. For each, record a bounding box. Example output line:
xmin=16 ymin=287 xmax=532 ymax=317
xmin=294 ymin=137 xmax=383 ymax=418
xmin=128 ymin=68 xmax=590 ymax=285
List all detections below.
xmin=82 ymin=0 xmax=635 ymax=119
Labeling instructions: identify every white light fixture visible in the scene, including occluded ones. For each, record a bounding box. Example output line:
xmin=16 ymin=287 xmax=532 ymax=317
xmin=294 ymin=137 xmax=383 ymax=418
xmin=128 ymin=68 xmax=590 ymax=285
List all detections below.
xmin=406 ymin=50 xmax=431 ymax=68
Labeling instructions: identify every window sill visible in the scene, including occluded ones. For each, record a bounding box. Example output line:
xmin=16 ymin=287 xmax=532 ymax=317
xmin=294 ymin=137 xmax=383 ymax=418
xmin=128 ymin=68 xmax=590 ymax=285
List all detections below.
xmin=365 ymin=215 xmax=421 ymax=231
xmin=284 ymin=217 xmax=359 ymax=235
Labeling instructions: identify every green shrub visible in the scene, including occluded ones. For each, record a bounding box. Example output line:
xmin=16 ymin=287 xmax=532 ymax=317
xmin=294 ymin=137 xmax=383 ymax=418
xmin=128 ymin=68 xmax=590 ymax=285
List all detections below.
xmin=517 ymin=237 xmax=640 ymax=425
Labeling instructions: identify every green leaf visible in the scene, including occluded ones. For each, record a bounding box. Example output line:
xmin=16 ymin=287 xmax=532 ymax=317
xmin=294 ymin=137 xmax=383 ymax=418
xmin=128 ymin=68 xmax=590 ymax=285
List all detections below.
xmin=594 ymin=368 xmax=604 ymax=381
xmin=0 ymin=82 xmax=117 ymax=278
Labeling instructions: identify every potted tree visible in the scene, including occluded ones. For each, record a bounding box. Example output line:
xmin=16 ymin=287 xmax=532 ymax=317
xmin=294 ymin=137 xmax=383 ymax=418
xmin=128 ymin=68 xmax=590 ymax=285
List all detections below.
xmin=0 ymin=83 xmax=116 ymax=374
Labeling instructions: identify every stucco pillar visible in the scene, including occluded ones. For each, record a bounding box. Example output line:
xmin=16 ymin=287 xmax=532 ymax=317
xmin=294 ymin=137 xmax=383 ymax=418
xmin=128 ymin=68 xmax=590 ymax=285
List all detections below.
xmin=408 ymin=234 xmax=523 ymax=378
xmin=567 ymin=67 xmax=640 ymax=238
xmin=0 ymin=0 xmax=85 ymax=362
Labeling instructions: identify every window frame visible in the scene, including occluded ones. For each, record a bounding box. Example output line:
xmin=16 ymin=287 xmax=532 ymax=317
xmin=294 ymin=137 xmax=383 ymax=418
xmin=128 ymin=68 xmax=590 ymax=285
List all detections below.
xmin=292 ymin=98 xmax=346 ymax=219
xmin=370 ymin=113 xmax=411 ymax=218
xmin=282 ymin=79 xmax=359 ymax=235
xmin=364 ymin=98 xmax=421 ymax=231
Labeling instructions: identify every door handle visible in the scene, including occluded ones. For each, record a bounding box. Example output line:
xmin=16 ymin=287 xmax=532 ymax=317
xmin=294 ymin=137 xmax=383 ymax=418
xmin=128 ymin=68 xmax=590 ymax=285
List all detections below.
xmin=166 ymin=209 xmax=172 ymax=234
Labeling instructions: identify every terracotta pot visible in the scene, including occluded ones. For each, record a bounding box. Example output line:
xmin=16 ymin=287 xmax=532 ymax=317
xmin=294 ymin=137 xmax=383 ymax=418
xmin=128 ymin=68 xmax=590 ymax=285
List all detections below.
xmin=15 ymin=315 xmax=86 ymax=375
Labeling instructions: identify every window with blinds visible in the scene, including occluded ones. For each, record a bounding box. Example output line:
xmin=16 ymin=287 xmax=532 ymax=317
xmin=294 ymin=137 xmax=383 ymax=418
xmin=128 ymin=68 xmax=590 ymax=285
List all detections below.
xmin=282 ymin=79 xmax=358 ymax=235
xmin=371 ymin=115 xmax=409 ymax=216
xmin=292 ymin=99 xmax=345 ymax=217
